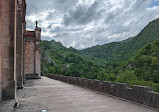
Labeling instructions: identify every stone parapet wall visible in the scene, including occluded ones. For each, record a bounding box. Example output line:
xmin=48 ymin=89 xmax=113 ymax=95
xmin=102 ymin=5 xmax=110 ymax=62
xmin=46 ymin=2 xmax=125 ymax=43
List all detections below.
xmin=25 ymin=74 xmax=41 ymax=79
xmin=46 ymin=75 xmax=159 ymax=109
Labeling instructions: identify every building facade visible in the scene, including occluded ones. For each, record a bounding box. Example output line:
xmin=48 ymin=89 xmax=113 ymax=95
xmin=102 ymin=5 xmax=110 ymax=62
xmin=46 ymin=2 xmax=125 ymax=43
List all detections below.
xmin=0 ymin=0 xmax=41 ymax=101
xmin=25 ymin=22 xmax=41 ymax=79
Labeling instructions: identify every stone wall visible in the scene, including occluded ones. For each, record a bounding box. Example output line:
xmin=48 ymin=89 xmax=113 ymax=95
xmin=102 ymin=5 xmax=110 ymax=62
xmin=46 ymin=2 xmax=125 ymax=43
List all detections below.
xmin=0 ymin=0 xmax=42 ymax=101
xmin=0 ymin=0 xmax=27 ymax=101
xmin=24 ymin=26 xmax=41 ymax=79
xmin=0 ymin=0 xmax=16 ymax=100
xmin=35 ymin=26 xmax=41 ymax=78
xmin=25 ymin=41 xmax=35 ymax=75
xmin=16 ymin=1 xmax=25 ymax=89
xmin=46 ymin=75 xmax=159 ymax=109
xmin=35 ymin=50 xmax=41 ymax=77
xmin=0 ymin=0 xmax=2 ymax=101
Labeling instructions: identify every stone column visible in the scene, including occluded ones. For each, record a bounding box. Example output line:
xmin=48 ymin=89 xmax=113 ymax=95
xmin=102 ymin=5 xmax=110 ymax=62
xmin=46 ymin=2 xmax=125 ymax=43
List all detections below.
xmin=16 ymin=4 xmax=23 ymax=89
xmin=35 ymin=26 xmax=41 ymax=78
xmin=35 ymin=42 xmax=41 ymax=78
xmin=22 ymin=0 xmax=26 ymax=83
xmin=1 ymin=0 xmax=16 ymax=99
xmin=23 ymin=22 xmax=26 ymax=83
xmin=0 ymin=0 xmax=2 ymax=101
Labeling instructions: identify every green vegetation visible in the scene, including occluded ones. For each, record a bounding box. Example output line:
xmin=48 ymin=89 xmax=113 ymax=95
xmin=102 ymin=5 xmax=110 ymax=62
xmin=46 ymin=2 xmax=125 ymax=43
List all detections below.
xmin=110 ymin=40 xmax=159 ymax=92
xmin=81 ymin=18 xmax=159 ymax=64
xmin=41 ymin=18 xmax=159 ymax=92
xmin=41 ymin=40 xmax=107 ymax=80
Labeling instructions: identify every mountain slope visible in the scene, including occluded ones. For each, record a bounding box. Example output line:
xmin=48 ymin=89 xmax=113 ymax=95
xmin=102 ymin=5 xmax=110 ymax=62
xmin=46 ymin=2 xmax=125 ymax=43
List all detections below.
xmin=113 ymin=40 xmax=159 ymax=92
xmin=41 ymin=39 xmax=159 ymax=92
xmin=81 ymin=18 xmax=159 ymax=64
xmin=41 ymin=40 xmax=107 ymax=80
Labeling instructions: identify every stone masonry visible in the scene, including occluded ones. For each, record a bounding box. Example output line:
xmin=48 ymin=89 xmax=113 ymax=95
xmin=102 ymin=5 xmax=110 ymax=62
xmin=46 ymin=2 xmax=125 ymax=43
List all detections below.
xmin=24 ymin=22 xmax=41 ymax=79
xmin=14 ymin=76 xmax=157 ymax=112
xmin=0 ymin=0 xmax=41 ymax=101
xmin=46 ymin=75 xmax=159 ymax=109
xmin=0 ymin=1 xmax=158 ymax=111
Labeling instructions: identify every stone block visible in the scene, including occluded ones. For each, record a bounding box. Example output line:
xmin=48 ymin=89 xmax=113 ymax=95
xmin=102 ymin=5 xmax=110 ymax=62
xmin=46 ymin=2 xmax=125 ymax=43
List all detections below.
xmin=93 ymin=80 xmax=100 ymax=91
xmin=154 ymin=92 xmax=159 ymax=108
xmin=76 ymin=77 xmax=81 ymax=86
xmin=2 ymin=68 xmax=14 ymax=82
xmin=147 ymin=91 xmax=159 ymax=108
xmin=2 ymin=80 xmax=16 ymax=100
xmin=53 ymin=75 xmax=56 ymax=79
xmin=2 ymin=25 xmax=14 ymax=37
xmin=2 ymin=46 xmax=14 ymax=58
xmin=64 ymin=76 xmax=66 ymax=82
xmin=25 ymin=74 xmax=40 ymax=79
xmin=70 ymin=77 xmax=76 ymax=85
xmin=61 ymin=76 xmax=64 ymax=81
xmin=17 ymin=75 xmax=23 ymax=89
xmin=67 ymin=77 xmax=70 ymax=83
xmin=89 ymin=80 xmax=94 ymax=90
xmin=127 ymin=88 xmax=133 ymax=101
xmin=85 ymin=79 xmax=89 ymax=88
xmin=60 ymin=76 xmax=64 ymax=81
xmin=55 ymin=75 xmax=58 ymax=80
xmin=86 ymin=79 xmax=90 ymax=89
xmin=68 ymin=77 xmax=72 ymax=84
xmin=47 ymin=75 xmax=54 ymax=79
xmin=2 ymin=57 xmax=14 ymax=69
xmin=98 ymin=82 xmax=104 ymax=92
xmin=81 ymin=78 xmax=86 ymax=87
xmin=103 ymin=81 xmax=113 ymax=94
xmin=52 ymin=75 xmax=56 ymax=80
xmin=25 ymin=41 xmax=35 ymax=75
xmin=133 ymin=85 xmax=152 ymax=104
xmin=113 ymin=83 xmax=129 ymax=99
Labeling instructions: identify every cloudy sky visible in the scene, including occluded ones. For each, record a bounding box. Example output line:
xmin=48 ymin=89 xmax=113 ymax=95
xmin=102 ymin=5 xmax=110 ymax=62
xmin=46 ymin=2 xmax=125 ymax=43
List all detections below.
xmin=26 ymin=0 xmax=159 ymax=49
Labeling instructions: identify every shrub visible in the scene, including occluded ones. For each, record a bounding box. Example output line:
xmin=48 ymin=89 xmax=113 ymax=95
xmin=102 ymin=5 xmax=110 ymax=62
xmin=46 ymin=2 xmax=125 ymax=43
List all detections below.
xmin=152 ymin=83 xmax=159 ymax=92
xmin=116 ymin=70 xmax=138 ymax=87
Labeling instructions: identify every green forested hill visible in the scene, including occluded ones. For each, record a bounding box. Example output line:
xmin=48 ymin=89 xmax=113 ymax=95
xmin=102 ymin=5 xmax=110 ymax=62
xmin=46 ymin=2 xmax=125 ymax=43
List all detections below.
xmin=113 ymin=40 xmax=159 ymax=92
xmin=81 ymin=18 xmax=159 ymax=64
xmin=41 ymin=40 xmax=107 ymax=80
xmin=41 ymin=18 xmax=159 ymax=92
xmin=41 ymin=39 xmax=159 ymax=92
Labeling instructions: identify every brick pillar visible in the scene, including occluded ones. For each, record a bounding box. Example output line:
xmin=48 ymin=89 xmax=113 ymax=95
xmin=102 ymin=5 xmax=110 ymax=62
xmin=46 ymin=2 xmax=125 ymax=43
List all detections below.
xmin=0 ymin=0 xmax=16 ymax=99
xmin=16 ymin=4 xmax=23 ymax=89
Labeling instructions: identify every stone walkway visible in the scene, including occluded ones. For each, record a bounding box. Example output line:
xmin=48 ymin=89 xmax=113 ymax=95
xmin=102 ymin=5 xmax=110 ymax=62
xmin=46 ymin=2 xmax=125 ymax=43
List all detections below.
xmin=0 ymin=99 xmax=15 ymax=112
xmin=14 ymin=77 xmax=158 ymax=112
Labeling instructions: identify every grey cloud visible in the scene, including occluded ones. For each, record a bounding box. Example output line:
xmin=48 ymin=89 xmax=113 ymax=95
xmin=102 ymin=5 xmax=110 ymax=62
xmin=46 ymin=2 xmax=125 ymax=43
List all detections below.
xmin=47 ymin=25 xmax=82 ymax=33
xmin=26 ymin=0 xmax=159 ymax=49
xmin=105 ymin=13 xmax=116 ymax=23
xmin=42 ymin=37 xmax=52 ymax=41
xmin=133 ymin=0 xmax=151 ymax=12
xmin=26 ymin=0 xmax=78 ymax=14
xmin=63 ymin=1 xmax=101 ymax=26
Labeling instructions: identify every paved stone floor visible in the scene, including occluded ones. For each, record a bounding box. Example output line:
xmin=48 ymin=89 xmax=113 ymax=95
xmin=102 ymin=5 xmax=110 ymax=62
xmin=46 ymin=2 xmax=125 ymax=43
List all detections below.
xmin=0 ymin=99 xmax=15 ymax=112
xmin=14 ymin=76 xmax=158 ymax=112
